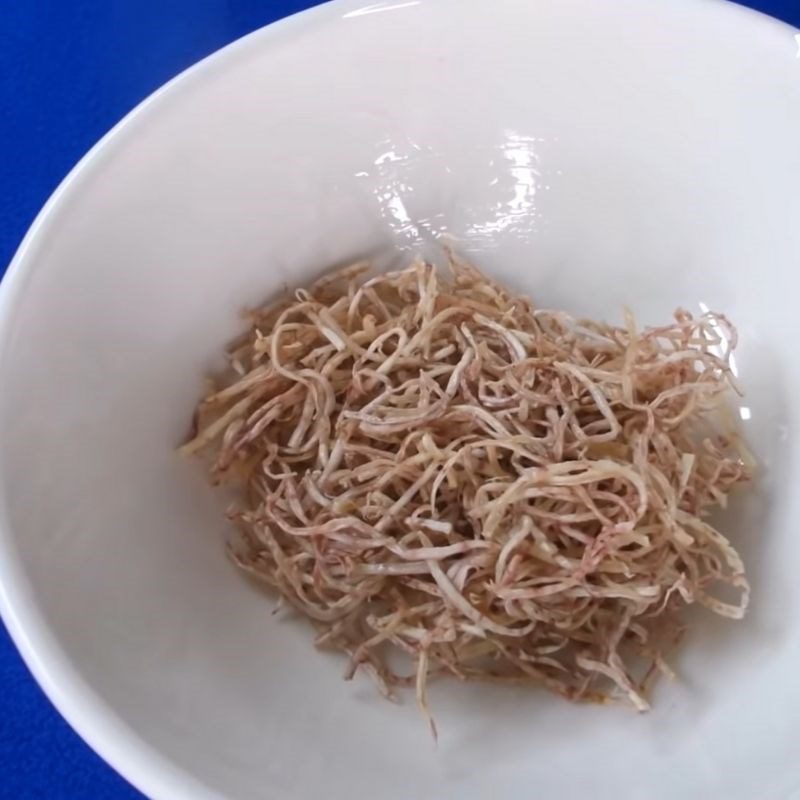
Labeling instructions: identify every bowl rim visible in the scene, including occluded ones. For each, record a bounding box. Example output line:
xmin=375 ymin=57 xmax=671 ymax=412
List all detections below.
xmin=0 ymin=1 xmax=796 ymax=797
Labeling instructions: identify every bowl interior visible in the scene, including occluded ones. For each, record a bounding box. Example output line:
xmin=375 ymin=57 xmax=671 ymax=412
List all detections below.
xmin=2 ymin=1 xmax=800 ymax=798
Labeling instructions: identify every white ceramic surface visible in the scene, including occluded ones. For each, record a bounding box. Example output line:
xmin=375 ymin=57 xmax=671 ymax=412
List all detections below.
xmin=1 ymin=0 xmax=800 ymax=798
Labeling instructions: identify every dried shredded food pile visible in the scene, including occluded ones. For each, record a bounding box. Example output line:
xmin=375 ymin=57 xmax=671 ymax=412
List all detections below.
xmin=182 ymin=255 xmax=753 ymax=725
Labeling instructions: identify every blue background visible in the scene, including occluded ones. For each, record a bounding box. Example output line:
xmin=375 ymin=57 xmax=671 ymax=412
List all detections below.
xmin=0 ymin=1 xmax=798 ymax=797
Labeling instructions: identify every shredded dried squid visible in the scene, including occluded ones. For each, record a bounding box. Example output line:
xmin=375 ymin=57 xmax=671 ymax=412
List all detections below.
xmin=182 ymin=254 xmax=753 ymax=725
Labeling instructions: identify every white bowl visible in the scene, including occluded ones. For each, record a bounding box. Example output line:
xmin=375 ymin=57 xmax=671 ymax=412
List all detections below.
xmin=1 ymin=0 xmax=799 ymax=797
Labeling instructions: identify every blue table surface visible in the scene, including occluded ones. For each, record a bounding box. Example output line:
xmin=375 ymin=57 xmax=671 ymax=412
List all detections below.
xmin=1 ymin=1 xmax=798 ymax=797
